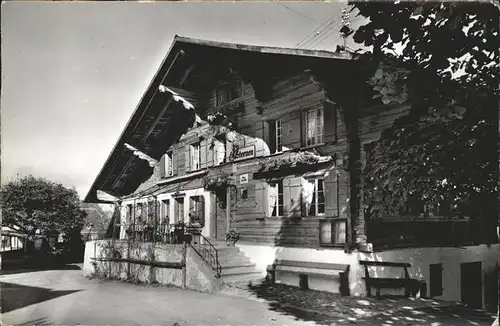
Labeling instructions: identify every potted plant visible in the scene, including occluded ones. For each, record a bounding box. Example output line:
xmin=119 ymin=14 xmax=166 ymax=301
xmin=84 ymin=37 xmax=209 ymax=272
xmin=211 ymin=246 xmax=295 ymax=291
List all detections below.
xmin=225 ymin=229 xmax=240 ymax=246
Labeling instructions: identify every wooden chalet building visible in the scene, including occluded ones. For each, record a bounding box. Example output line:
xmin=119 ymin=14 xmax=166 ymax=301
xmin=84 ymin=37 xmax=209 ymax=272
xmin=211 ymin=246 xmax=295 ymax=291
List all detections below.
xmin=85 ymin=36 xmax=498 ymax=310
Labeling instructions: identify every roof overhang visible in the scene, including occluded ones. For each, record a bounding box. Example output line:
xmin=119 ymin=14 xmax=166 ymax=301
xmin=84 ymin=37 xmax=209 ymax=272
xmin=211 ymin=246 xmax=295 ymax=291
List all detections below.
xmin=84 ymin=36 xmax=356 ymax=203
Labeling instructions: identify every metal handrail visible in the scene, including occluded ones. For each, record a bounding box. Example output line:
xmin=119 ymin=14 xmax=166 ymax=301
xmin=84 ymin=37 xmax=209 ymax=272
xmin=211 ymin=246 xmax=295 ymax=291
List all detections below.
xmin=185 ymin=224 xmax=222 ymax=278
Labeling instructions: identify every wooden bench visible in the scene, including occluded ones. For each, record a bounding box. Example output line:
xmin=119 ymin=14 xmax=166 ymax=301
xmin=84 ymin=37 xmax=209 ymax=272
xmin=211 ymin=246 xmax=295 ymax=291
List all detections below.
xmin=266 ymin=259 xmax=350 ymax=295
xmin=359 ymin=260 xmax=421 ymax=298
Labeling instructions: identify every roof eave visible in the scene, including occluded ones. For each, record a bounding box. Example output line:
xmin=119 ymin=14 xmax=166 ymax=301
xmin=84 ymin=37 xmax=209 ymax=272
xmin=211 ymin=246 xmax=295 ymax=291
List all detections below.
xmin=84 ymin=36 xmax=356 ymax=203
xmin=84 ymin=37 xmax=186 ymax=203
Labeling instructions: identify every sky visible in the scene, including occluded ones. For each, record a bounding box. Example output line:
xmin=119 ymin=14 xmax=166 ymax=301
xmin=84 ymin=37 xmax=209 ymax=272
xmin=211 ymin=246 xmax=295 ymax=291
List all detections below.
xmin=1 ymin=1 xmax=367 ymax=201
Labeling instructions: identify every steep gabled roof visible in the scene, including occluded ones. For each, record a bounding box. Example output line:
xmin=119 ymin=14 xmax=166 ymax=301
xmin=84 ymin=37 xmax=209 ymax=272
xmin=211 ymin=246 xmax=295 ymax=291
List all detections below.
xmin=84 ymin=36 xmax=355 ymax=203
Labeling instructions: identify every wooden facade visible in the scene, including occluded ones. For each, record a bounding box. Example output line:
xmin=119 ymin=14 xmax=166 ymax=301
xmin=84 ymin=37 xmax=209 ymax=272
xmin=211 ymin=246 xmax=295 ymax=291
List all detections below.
xmin=86 ymin=36 xmax=497 ymax=252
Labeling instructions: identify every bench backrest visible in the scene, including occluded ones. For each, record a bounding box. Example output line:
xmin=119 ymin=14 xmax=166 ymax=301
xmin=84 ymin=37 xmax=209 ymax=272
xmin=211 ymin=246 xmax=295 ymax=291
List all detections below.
xmin=359 ymin=260 xmax=411 ymax=279
xmin=359 ymin=260 xmax=410 ymax=268
xmin=275 ymin=259 xmax=349 ymax=271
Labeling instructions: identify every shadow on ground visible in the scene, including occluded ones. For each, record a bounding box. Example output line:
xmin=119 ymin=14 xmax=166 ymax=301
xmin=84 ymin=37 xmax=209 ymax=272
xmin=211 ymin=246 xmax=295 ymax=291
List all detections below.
xmin=248 ymin=282 xmax=496 ymax=326
xmin=0 ymin=281 xmax=81 ymax=314
xmin=14 ymin=317 xmax=52 ymax=326
xmin=0 ymin=264 xmax=81 ymax=276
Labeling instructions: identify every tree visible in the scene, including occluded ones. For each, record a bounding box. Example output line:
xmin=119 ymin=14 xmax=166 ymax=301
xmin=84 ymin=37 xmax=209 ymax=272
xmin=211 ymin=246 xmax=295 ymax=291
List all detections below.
xmin=348 ymin=1 xmax=498 ymax=226
xmin=1 ymin=175 xmax=87 ymax=238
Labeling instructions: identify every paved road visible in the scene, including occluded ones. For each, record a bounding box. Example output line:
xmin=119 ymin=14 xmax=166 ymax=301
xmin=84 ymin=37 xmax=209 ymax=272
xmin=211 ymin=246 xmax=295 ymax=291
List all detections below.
xmin=1 ymin=266 xmax=496 ymax=326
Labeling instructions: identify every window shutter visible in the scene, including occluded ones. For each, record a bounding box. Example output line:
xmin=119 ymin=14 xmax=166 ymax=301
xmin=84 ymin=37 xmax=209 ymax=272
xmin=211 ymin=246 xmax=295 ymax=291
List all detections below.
xmin=185 ymin=146 xmax=190 ymax=172
xmin=189 ymin=197 xmax=195 ymax=223
xmin=159 ymin=155 xmax=166 ymax=178
xmin=254 ymin=182 xmax=267 ymax=219
xmin=200 ymin=140 xmax=207 ymax=169
xmin=269 ymin=121 xmax=276 ymax=154
xmin=323 ymin=102 xmax=337 ymax=142
xmin=300 ymin=111 xmax=307 ymax=147
xmin=283 ymin=178 xmax=291 ymax=216
xmin=288 ymin=177 xmax=303 ymax=218
xmin=263 ymin=121 xmax=270 ymax=151
xmin=172 ymin=152 xmax=178 ymax=176
xmin=324 ymin=170 xmax=339 ymax=217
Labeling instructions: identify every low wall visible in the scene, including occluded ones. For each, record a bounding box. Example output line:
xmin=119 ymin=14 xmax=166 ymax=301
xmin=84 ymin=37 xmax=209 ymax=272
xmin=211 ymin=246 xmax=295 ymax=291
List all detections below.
xmin=236 ymin=243 xmax=358 ymax=290
xmin=357 ymin=244 xmax=499 ymax=310
xmin=237 ymin=242 xmax=498 ymax=310
xmin=83 ymin=240 xmax=222 ymax=293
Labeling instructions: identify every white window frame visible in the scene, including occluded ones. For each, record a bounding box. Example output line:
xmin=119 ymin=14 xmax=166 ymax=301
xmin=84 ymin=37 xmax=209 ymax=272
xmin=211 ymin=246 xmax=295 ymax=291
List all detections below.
xmin=164 ymin=152 xmax=173 ymax=177
xmin=308 ymin=178 xmax=325 ymax=216
xmin=305 ymin=107 xmax=324 ymax=146
xmin=190 ymin=142 xmax=201 ymax=170
xmin=269 ymin=181 xmax=284 ymax=217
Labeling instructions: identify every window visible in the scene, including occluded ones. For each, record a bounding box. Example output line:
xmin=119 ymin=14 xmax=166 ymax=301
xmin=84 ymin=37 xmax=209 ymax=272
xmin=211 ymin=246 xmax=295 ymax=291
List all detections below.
xmin=174 ymin=197 xmax=184 ymax=223
xmin=305 ymin=107 xmax=324 ymax=146
xmin=164 ymin=152 xmax=173 ymax=177
xmin=319 ymin=218 xmax=346 ymax=245
xmin=147 ymin=200 xmax=156 ymax=224
xmin=190 ymin=142 xmax=201 ymax=170
xmin=189 ymin=196 xmax=205 ymax=227
xmin=160 ymin=200 xmax=170 ymax=232
xmin=213 ymin=138 xmax=226 ymax=166
xmin=269 ymin=119 xmax=283 ymax=153
xmin=136 ymin=203 xmax=146 ymax=223
xmin=126 ymin=204 xmax=133 ymax=222
xmin=268 ymin=181 xmax=284 ymax=217
xmin=308 ymin=178 xmax=325 ymax=216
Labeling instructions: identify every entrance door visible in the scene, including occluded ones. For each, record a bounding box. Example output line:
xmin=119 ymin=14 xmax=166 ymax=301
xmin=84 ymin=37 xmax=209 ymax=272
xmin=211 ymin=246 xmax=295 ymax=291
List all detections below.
xmin=461 ymin=262 xmax=483 ymax=309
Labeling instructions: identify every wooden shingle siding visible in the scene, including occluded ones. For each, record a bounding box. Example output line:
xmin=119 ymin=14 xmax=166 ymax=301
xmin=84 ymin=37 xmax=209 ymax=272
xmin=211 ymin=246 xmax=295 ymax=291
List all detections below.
xmin=129 ymin=69 xmax=356 ymax=249
xmin=233 ymin=217 xmax=321 ymax=248
xmin=359 ymin=103 xmax=412 ymax=145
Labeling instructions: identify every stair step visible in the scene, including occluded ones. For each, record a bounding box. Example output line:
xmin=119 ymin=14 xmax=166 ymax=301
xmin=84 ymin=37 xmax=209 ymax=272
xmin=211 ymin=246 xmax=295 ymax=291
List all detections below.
xmin=220 ymin=265 xmax=257 ymax=276
xmin=220 ymin=260 xmax=254 ymax=268
xmin=221 ymin=266 xmax=261 ymax=276
xmin=219 ymin=258 xmax=253 ymax=267
xmin=222 ymin=271 xmax=265 ymax=283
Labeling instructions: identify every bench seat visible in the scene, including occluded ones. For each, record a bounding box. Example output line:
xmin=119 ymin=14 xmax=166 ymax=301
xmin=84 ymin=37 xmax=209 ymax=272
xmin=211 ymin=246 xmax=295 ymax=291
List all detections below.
xmin=266 ymin=259 xmax=350 ymax=295
xmin=276 ymin=265 xmax=344 ymax=277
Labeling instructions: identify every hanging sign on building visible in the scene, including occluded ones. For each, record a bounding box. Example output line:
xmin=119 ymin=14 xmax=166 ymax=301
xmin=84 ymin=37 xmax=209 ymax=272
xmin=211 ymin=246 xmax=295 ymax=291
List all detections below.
xmin=239 ymin=174 xmax=249 ymax=184
xmin=232 ymin=145 xmax=255 ymax=162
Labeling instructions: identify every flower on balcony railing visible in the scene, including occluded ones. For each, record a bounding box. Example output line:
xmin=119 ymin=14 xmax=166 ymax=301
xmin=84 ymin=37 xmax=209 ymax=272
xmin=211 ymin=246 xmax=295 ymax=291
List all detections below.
xmin=203 ymin=172 xmax=231 ymax=193
xmin=258 ymin=151 xmax=331 ymax=172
